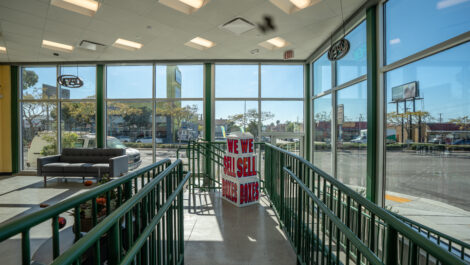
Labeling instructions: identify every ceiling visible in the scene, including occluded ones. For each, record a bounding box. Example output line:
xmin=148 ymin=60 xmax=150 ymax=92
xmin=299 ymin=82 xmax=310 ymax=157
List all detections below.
xmin=0 ymin=0 xmax=366 ymax=63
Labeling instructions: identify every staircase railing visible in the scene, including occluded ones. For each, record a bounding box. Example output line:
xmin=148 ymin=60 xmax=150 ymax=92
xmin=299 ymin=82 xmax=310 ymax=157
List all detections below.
xmin=264 ymin=143 xmax=468 ymax=265
xmin=177 ymin=140 xmax=265 ymax=191
xmin=51 ymin=159 xmax=189 ymax=265
xmin=0 ymin=159 xmax=172 ymax=265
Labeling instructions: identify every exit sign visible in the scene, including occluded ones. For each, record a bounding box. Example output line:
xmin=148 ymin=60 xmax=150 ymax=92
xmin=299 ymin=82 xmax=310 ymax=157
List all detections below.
xmin=284 ymin=50 xmax=294 ymax=60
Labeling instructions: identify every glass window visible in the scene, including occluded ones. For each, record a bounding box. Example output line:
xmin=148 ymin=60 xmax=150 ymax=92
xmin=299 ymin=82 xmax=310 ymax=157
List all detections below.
xmin=61 ymin=102 xmax=96 ymax=149
xmin=156 ymin=65 xmax=203 ymax=98
xmin=313 ymin=53 xmax=332 ymax=96
xmin=215 ymin=101 xmax=258 ymax=139
xmin=336 ymin=22 xmax=367 ymax=85
xmin=261 ymin=65 xmax=303 ymax=98
xmin=215 ymin=65 xmax=258 ymax=98
xmin=336 ymin=81 xmax=367 ymax=189
xmin=60 ymin=66 xmax=96 ymax=99
xmin=385 ymin=42 xmax=470 ymax=240
xmin=22 ymin=102 xmax=57 ymax=170
xmin=313 ymin=94 xmax=332 ymax=175
xmin=21 ymin=67 xmax=57 ymax=100
xmin=261 ymin=101 xmax=304 ymax=133
xmin=106 ymin=65 xmax=152 ymax=99
xmin=385 ymin=0 xmax=470 ymax=64
xmin=107 ymin=101 xmax=153 ymax=170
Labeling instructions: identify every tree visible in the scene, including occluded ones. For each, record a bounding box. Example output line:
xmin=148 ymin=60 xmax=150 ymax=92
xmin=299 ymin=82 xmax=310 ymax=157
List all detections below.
xmin=22 ymin=69 xmax=38 ymax=90
xmin=449 ymin=116 xmax=470 ymax=130
xmin=227 ymin=109 xmax=274 ymax=137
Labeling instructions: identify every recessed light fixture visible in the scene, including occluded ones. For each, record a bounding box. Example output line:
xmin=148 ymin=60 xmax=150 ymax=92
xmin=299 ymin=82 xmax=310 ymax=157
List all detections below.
xmin=51 ymin=0 xmax=100 ymax=16
xmin=158 ymin=0 xmax=209 ymax=14
xmin=185 ymin=37 xmax=215 ymax=50
xmin=258 ymin=37 xmax=289 ymax=50
xmin=113 ymin=38 xmax=143 ymax=51
xmin=42 ymin=40 xmax=74 ymax=52
xmin=270 ymin=0 xmax=321 ymax=14
xmin=0 ymin=46 xmax=6 ymax=54
xmin=179 ymin=0 xmax=204 ymax=9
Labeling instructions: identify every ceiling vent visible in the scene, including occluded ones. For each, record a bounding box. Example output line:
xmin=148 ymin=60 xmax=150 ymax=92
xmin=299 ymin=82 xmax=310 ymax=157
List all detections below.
xmin=78 ymin=40 xmax=106 ymax=51
xmin=219 ymin=17 xmax=255 ymax=35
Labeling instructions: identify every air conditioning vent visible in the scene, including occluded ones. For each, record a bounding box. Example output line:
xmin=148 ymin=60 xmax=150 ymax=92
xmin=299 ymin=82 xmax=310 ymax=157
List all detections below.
xmin=78 ymin=40 xmax=106 ymax=51
xmin=219 ymin=17 xmax=255 ymax=35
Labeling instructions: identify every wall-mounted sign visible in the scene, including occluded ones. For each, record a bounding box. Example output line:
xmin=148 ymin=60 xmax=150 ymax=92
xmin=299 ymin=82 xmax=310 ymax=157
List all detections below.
xmin=337 ymin=104 xmax=344 ymax=125
xmin=392 ymin=81 xmax=418 ymax=102
xmin=328 ymin=38 xmax=350 ymax=61
xmin=57 ymin=75 xmax=83 ymax=88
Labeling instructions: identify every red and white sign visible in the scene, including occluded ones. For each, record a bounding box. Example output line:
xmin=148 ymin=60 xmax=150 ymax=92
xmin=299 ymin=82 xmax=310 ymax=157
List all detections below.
xmin=222 ymin=132 xmax=259 ymax=207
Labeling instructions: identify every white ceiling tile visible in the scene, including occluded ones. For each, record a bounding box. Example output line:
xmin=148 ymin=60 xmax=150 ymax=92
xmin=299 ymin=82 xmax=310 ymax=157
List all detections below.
xmin=0 ymin=0 xmax=49 ymax=18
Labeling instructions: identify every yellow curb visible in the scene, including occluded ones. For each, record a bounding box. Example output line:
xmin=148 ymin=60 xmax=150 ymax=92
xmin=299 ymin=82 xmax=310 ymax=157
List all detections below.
xmin=385 ymin=194 xmax=411 ymax=203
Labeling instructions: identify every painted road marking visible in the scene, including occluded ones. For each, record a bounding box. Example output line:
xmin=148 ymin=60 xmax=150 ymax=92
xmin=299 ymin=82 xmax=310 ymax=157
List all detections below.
xmin=385 ymin=194 xmax=411 ymax=203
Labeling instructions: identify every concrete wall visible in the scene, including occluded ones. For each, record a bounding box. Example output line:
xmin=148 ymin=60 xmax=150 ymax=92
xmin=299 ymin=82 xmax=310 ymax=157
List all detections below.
xmin=0 ymin=65 xmax=12 ymax=173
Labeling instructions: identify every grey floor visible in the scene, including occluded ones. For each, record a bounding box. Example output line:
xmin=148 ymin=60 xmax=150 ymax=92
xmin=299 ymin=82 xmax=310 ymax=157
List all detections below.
xmin=0 ymin=176 xmax=296 ymax=265
xmin=184 ymin=190 xmax=296 ymax=265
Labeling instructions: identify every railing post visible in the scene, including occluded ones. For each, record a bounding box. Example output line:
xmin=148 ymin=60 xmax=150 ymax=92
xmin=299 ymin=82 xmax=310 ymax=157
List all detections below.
xmin=178 ymin=163 xmax=185 ymax=265
xmin=386 ymin=226 xmax=397 ymax=265
xmin=296 ymin=168 xmax=303 ymax=265
xmin=110 ymin=222 xmax=121 ymax=265
xmin=280 ymin=153 xmax=285 ymax=220
xmin=21 ymin=230 xmax=30 ymax=265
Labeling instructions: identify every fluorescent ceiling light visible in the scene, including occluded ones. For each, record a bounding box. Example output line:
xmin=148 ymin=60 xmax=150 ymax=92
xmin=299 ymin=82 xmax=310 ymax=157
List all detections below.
xmin=158 ymin=0 xmax=209 ymax=14
xmin=258 ymin=37 xmax=290 ymax=50
xmin=267 ymin=37 xmax=287 ymax=48
xmin=270 ymin=0 xmax=321 ymax=14
xmin=190 ymin=37 xmax=214 ymax=48
xmin=51 ymin=0 xmax=100 ymax=16
xmin=185 ymin=37 xmax=215 ymax=50
xmin=290 ymin=0 xmax=311 ymax=9
xmin=179 ymin=0 xmax=204 ymax=9
xmin=42 ymin=40 xmax=74 ymax=52
xmin=113 ymin=38 xmax=143 ymax=51
xmin=0 ymin=46 xmax=6 ymax=54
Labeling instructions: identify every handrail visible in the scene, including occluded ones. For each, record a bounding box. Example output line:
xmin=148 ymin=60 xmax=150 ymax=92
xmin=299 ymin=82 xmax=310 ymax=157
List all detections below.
xmin=50 ymin=160 xmax=189 ymax=265
xmin=264 ymin=143 xmax=467 ymax=265
xmin=284 ymin=167 xmax=383 ymax=265
xmin=0 ymin=158 xmax=171 ymax=265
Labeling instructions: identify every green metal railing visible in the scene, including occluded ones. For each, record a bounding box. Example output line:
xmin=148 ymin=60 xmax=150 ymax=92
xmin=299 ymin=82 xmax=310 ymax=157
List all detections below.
xmin=264 ymin=143 xmax=467 ymax=265
xmin=177 ymin=140 xmax=265 ymax=191
xmin=51 ymin=159 xmax=189 ymax=265
xmin=0 ymin=159 xmax=171 ymax=265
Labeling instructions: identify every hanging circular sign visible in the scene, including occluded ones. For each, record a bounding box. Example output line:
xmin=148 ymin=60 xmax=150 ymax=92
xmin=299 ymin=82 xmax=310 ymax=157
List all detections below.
xmin=57 ymin=75 xmax=83 ymax=88
xmin=327 ymin=38 xmax=350 ymax=61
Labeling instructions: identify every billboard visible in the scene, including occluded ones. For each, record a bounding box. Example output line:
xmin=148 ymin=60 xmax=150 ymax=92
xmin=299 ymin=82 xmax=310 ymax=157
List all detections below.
xmin=392 ymin=81 xmax=418 ymax=102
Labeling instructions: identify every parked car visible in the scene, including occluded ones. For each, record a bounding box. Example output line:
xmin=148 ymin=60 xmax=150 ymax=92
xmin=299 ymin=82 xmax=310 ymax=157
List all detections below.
xmin=135 ymin=137 xmax=163 ymax=144
xmin=27 ymin=133 xmax=142 ymax=171
xmin=452 ymin=139 xmax=470 ymax=145
xmin=135 ymin=137 xmax=152 ymax=144
xmin=351 ymin=135 xmax=367 ymax=144
xmin=117 ymin=136 xmax=131 ymax=142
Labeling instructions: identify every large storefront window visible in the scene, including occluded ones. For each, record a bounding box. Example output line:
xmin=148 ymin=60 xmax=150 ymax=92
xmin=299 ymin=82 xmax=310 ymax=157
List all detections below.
xmin=156 ymin=65 xmax=203 ymax=98
xmin=20 ymin=66 xmax=97 ymax=170
xmin=107 ymin=65 xmax=153 ymax=99
xmin=313 ymin=94 xmax=332 ymax=175
xmin=313 ymin=53 xmax=331 ymax=96
xmin=385 ymin=0 xmax=470 ymax=64
xmin=336 ymin=22 xmax=367 ymax=85
xmin=215 ymin=101 xmax=258 ymax=139
xmin=261 ymin=65 xmax=303 ymax=98
xmin=385 ymin=42 xmax=470 ymax=217
xmin=336 ymin=81 xmax=367 ymax=189
xmin=215 ymin=65 xmax=258 ymax=98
